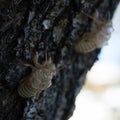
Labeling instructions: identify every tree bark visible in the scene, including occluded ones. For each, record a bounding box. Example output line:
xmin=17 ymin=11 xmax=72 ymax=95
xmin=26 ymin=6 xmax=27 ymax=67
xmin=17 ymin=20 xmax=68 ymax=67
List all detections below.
xmin=0 ymin=0 xmax=119 ymax=120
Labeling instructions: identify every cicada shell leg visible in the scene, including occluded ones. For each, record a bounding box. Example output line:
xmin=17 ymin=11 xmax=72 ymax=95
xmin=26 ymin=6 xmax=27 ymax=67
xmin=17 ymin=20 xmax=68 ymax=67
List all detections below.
xmin=33 ymin=52 xmax=42 ymax=68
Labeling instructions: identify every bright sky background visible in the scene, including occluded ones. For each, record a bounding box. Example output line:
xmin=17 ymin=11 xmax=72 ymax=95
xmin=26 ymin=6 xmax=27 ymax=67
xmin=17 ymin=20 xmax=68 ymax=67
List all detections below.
xmin=69 ymin=3 xmax=120 ymax=120
xmin=98 ymin=3 xmax=120 ymax=65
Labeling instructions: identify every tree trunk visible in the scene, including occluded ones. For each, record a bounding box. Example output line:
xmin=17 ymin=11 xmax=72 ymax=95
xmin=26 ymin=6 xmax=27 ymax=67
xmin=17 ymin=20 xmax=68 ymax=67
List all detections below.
xmin=0 ymin=0 xmax=119 ymax=120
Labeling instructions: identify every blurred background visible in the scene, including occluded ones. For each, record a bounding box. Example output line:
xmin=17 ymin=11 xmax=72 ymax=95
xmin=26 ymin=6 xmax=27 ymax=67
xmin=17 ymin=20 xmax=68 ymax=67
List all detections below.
xmin=69 ymin=2 xmax=120 ymax=120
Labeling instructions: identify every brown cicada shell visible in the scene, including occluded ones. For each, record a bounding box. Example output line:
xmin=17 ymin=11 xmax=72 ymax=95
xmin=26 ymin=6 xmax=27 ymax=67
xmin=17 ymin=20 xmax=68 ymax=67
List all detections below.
xmin=18 ymin=52 xmax=56 ymax=98
xmin=75 ymin=11 xmax=113 ymax=53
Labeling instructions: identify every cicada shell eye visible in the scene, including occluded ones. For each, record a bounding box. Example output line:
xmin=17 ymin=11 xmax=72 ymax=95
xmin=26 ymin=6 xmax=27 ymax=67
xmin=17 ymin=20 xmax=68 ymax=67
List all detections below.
xmin=106 ymin=22 xmax=113 ymax=32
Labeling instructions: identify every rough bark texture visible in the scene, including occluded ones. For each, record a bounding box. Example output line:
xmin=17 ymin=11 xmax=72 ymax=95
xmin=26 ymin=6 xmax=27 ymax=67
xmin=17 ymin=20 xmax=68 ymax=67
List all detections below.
xmin=0 ymin=0 xmax=119 ymax=120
